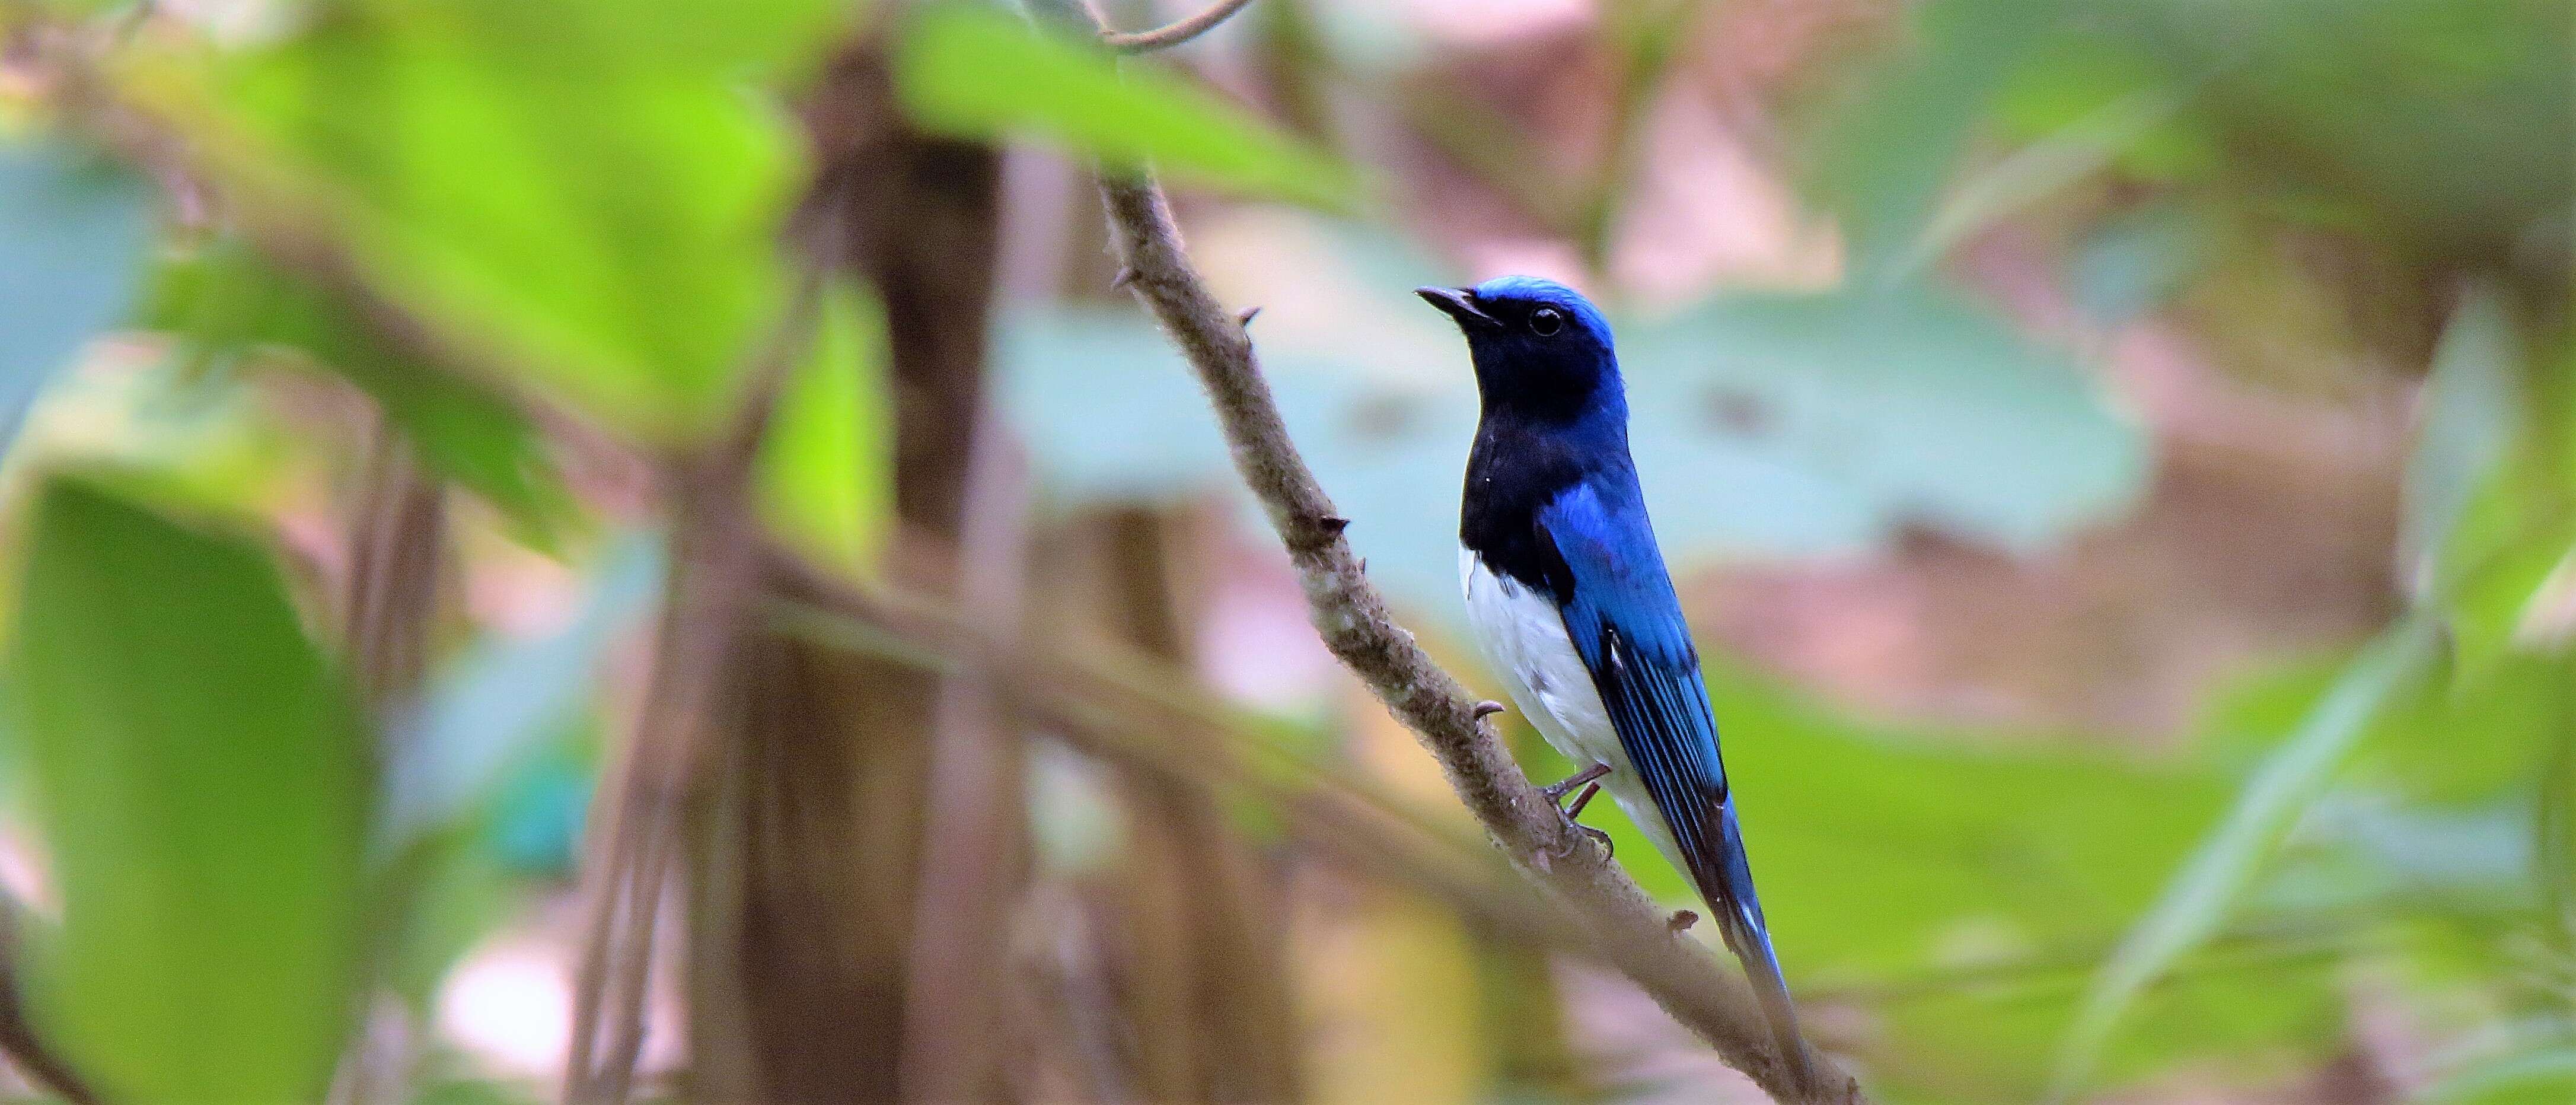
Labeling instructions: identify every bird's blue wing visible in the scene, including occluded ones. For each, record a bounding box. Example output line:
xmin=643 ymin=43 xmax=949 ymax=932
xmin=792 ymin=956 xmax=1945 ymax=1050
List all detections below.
xmin=1535 ymin=474 xmax=1805 ymax=1058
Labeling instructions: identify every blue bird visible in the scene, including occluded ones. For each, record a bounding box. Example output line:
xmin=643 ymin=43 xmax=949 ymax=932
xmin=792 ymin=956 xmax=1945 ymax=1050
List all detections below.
xmin=1419 ymin=275 xmax=1806 ymax=1068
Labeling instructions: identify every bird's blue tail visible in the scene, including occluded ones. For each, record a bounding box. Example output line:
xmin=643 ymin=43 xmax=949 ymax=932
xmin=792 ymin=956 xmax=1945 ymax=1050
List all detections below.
xmin=1684 ymin=800 xmax=1808 ymax=1079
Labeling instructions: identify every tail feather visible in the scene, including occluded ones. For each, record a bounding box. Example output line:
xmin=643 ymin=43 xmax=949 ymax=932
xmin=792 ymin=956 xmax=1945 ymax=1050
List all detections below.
xmin=1682 ymin=800 xmax=1809 ymax=1079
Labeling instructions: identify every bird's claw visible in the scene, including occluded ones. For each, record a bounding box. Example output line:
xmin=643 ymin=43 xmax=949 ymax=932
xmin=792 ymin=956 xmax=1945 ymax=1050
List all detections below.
xmin=1542 ymin=820 xmax=1612 ymax=864
xmin=1538 ymin=763 xmax=1614 ymax=861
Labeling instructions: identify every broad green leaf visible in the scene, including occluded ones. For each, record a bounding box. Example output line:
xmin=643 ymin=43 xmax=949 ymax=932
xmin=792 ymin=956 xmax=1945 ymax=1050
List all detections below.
xmin=142 ymin=0 xmax=849 ymax=440
xmin=0 ymin=141 xmax=154 ymax=458
xmin=146 ymin=240 xmax=575 ymax=543
xmin=755 ymin=285 xmax=892 ymax=576
xmin=2049 ymin=616 xmax=2441 ymax=1098
xmin=895 ymin=4 xmax=1356 ymax=208
xmin=8 ymin=479 xmax=368 ymax=1102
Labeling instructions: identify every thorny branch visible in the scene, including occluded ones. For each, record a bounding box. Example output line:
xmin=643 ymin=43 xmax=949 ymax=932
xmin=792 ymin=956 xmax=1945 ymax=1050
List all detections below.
xmin=1044 ymin=0 xmax=1866 ymax=1100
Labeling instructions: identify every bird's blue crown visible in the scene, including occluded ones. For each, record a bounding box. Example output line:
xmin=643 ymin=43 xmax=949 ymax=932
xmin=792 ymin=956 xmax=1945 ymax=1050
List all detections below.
xmin=1468 ymin=275 xmax=1614 ymax=342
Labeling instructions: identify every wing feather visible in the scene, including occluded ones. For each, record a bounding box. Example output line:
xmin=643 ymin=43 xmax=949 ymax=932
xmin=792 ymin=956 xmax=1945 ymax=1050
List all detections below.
xmin=1535 ymin=475 xmax=1806 ymax=1066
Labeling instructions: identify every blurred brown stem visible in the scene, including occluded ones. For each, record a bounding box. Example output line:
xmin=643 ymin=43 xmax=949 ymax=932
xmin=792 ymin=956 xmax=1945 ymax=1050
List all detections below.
xmin=1076 ymin=508 xmax=1303 ymax=1102
xmin=563 ymin=246 xmax=831 ymax=1105
xmin=893 ymin=403 xmax=1035 ymax=1100
xmin=1026 ymin=1 xmax=1862 ymax=1098
xmin=340 ymin=425 xmax=447 ymax=714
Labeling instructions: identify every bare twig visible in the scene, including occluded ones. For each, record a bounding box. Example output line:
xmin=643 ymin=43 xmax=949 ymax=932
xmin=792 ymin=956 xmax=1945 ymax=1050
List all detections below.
xmin=1024 ymin=2 xmax=1863 ymax=1098
xmin=1099 ymin=0 xmax=1258 ymax=53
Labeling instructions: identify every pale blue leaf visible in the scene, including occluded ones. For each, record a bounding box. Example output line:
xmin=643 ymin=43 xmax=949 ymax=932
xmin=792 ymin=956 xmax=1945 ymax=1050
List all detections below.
xmin=374 ymin=531 xmax=662 ymax=855
xmin=0 ymin=142 xmax=154 ymax=456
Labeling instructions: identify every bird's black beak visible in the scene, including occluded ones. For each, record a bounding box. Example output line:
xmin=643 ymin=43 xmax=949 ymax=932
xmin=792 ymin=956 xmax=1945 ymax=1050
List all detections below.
xmin=1415 ymin=285 xmax=1497 ymax=330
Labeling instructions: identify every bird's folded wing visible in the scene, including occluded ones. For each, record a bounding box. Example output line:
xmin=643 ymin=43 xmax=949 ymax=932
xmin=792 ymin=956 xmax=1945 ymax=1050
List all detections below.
xmin=1533 ymin=478 xmax=1735 ymax=883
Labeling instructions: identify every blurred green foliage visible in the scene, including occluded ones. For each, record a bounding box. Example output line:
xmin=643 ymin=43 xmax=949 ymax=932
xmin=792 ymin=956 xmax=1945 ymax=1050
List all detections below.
xmin=139 ymin=0 xmax=851 ymax=441
xmin=897 ymin=3 xmax=1356 ymax=208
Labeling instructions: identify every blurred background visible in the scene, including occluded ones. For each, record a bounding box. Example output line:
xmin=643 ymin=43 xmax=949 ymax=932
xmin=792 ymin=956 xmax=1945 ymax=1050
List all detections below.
xmin=0 ymin=0 xmax=2569 ymax=1101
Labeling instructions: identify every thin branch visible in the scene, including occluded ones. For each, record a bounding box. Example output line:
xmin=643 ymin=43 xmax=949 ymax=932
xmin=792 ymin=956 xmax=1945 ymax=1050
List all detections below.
xmin=1099 ymin=0 xmax=1258 ymax=53
xmin=1025 ymin=2 xmax=1864 ymax=1098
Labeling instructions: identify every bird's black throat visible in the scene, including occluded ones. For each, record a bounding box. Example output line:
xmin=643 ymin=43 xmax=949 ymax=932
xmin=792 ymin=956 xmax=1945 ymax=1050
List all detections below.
xmin=1459 ymin=406 xmax=1628 ymax=605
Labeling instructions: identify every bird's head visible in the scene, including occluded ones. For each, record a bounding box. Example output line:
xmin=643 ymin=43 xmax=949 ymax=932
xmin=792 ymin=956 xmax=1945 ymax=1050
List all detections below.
xmin=1416 ymin=276 xmax=1621 ymax=423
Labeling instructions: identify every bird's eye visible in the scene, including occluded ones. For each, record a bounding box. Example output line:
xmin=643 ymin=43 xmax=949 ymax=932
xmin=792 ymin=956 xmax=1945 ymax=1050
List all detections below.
xmin=1531 ymin=307 xmax=1564 ymax=336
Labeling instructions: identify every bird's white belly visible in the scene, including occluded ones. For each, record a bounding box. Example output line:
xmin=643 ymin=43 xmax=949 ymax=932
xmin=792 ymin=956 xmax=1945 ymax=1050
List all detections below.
xmin=1460 ymin=548 xmax=1679 ymax=862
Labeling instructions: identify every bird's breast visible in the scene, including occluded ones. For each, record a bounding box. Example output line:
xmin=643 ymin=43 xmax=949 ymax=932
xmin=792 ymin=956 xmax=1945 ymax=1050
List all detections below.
xmin=1460 ymin=547 xmax=1624 ymax=773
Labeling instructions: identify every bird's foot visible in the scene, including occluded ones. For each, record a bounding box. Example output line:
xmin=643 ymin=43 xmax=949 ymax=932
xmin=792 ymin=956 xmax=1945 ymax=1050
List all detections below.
xmin=1540 ymin=762 xmax=1610 ymax=806
xmin=1541 ymin=763 xmax=1614 ymax=860
xmin=1668 ymin=909 xmax=1698 ymax=934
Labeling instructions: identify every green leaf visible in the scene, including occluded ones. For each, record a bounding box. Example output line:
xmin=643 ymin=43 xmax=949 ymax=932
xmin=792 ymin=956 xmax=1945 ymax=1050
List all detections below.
xmin=156 ymin=0 xmax=848 ymax=440
xmin=0 ymin=141 xmax=154 ymax=458
xmin=895 ymin=3 xmax=1356 ymax=208
xmin=146 ymin=240 xmax=575 ymax=544
xmin=2407 ymin=285 xmax=2522 ymax=596
xmin=2048 ymin=616 xmax=2442 ymax=1098
xmin=8 ymin=479 xmax=369 ymax=1102
xmin=754 ymin=285 xmax=892 ymax=575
